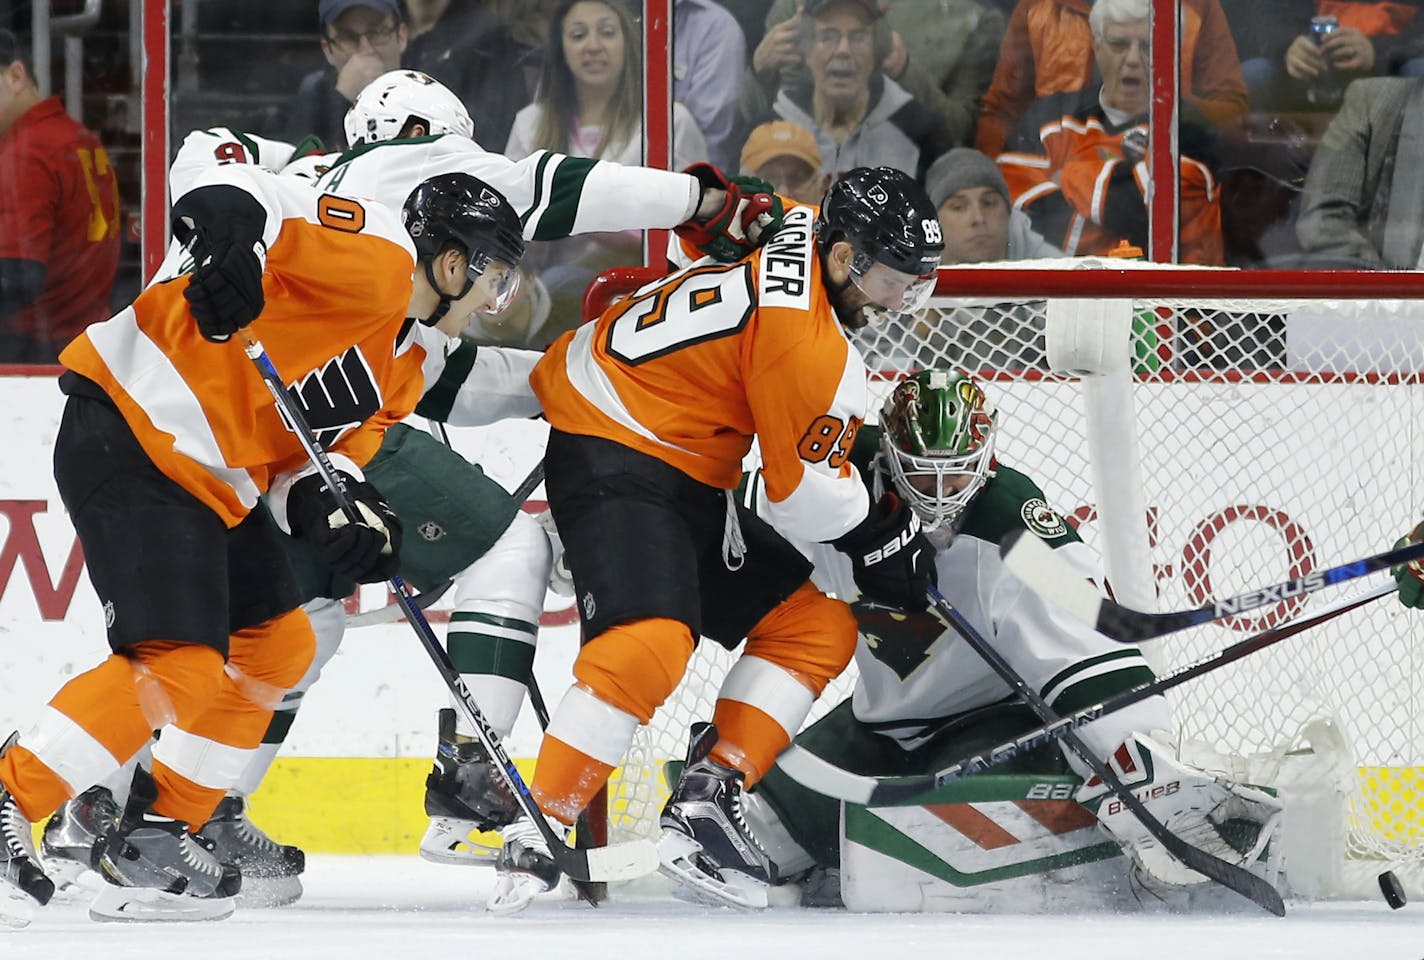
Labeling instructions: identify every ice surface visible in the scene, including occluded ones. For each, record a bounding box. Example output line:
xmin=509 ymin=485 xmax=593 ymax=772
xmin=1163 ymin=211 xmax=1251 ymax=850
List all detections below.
xmin=0 ymin=856 xmax=1414 ymax=960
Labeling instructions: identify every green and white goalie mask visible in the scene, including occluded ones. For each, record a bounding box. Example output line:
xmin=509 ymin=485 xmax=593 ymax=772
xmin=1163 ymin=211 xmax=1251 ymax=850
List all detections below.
xmin=879 ymin=370 xmax=998 ymax=531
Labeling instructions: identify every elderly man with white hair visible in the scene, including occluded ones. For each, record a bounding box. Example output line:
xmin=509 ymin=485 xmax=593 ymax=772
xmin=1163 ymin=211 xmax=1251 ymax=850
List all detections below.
xmin=994 ymin=0 xmax=1226 ymax=265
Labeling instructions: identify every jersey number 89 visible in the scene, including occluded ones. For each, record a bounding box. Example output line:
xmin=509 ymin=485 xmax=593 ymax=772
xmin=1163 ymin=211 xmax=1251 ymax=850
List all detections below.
xmin=605 ymin=262 xmax=755 ymax=365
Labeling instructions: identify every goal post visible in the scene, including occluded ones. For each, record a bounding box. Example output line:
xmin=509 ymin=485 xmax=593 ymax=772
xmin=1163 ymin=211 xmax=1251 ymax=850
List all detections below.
xmin=577 ymin=260 xmax=1424 ymax=900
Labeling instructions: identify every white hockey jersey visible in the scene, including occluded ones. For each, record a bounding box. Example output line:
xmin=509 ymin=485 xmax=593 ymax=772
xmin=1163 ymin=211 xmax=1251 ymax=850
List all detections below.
xmin=760 ymin=455 xmax=1169 ymax=761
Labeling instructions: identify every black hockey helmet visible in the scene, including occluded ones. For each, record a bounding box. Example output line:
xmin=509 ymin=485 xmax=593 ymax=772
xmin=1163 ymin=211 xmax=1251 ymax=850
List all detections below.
xmin=402 ymin=172 xmax=525 ymax=319
xmin=814 ymin=166 xmax=943 ymax=312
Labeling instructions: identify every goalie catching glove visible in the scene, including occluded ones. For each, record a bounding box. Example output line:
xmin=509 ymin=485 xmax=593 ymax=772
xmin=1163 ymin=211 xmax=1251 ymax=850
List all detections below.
xmin=832 ymin=492 xmax=937 ymax=611
xmin=287 ymin=472 xmax=403 ymax=583
xmin=675 ymin=163 xmax=784 ymax=262
xmin=1392 ymin=520 xmax=1424 ymax=609
xmin=171 ymin=183 xmax=269 ymax=342
xmin=1078 ymin=733 xmax=1283 ymax=888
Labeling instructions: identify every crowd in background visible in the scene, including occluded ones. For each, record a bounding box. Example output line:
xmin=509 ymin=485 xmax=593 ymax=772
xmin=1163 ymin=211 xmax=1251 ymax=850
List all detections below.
xmin=5 ymin=0 xmax=1424 ymax=363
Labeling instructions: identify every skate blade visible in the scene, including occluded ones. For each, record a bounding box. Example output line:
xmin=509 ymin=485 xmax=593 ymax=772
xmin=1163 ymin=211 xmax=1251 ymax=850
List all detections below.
xmin=419 ymin=820 xmax=503 ymax=866
xmin=656 ymin=830 xmax=769 ymax=910
xmin=236 ymin=875 xmax=302 ymax=908
xmin=89 ymin=884 xmax=235 ymax=922
xmin=42 ymin=855 xmax=90 ymax=890
xmin=486 ymin=871 xmax=560 ymax=915
xmin=0 ymin=889 xmax=36 ymax=930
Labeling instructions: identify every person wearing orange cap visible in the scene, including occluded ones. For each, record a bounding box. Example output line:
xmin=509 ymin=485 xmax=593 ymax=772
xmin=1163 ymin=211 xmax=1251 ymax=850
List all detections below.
xmin=740 ymin=119 xmax=833 ymax=204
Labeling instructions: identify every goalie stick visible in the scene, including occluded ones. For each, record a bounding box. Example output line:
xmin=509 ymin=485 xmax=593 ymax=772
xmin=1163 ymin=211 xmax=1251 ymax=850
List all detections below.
xmin=922 ymin=583 xmax=1285 ymax=916
xmin=777 ymin=582 xmax=1390 ymax=806
xmin=243 ymin=338 xmax=657 ymax=885
xmin=1000 ymin=526 xmax=1424 ymax=643
xmin=346 ymin=461 xmax=546 ymax=627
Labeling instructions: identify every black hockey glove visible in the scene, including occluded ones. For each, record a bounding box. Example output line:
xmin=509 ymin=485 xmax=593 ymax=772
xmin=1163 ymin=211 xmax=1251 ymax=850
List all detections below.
xmin=832 ymin=493 xmax=937 ymax=612
xmin=171 ymin=184 xmax=268 ymax=342
xmin=286 ymin=472 xmax=403 ymax=584
xmin=675 ymin=162 xmax=785 ymax=262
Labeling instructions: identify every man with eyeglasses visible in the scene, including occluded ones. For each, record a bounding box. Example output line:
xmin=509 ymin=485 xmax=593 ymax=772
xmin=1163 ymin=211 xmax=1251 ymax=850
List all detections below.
xmin=283 ymin=0 xmax=409 ymax=149
xmin=753 ymin=0 xmax=954 ymax=182
xmin=995 ymin=0 xmax=1225 ymax=265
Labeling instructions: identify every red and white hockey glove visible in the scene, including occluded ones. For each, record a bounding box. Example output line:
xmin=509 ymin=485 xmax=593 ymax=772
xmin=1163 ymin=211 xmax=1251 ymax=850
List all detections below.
xmin=675 ymin=163 xmax=785 ymax=262
xmin=1392 ymin=520 xmax=1424 ymax=609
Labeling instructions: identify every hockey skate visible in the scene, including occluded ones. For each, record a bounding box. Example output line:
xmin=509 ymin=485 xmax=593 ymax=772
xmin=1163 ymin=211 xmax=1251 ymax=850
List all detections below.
xmin=90 ymin=767 xmax=241 ymax=922
xmin=41 ymin=784 xmax=120 ymax=894
xmin=487 ymin=814 xmax=567 ymax=914
xmin=198 ymin=794 xmax=304 ymax=907
xmin=420 ymin=708 xmax=521 ymax=866
xmin=1077 ymin=733 xmax=1283 ymax=888
xmin=0 ymin=734 xmax=56 ymax=928
xmin=658 ymin=723 xmax=777 ymax=910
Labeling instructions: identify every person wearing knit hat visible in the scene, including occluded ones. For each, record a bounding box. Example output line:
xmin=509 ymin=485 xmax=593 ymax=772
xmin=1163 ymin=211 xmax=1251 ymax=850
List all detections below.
xmin=739 ymin=119 xmax=831 ymax=204
xmin=925 ymin=147 xmax=1064 ymax=264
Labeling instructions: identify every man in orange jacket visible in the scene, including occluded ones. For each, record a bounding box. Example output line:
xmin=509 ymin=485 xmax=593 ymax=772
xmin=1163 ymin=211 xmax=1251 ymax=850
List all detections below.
xmin=974 ymin=0 xmax=1247 ymax=157
xmin=995 ymin=0 xmax=1225 ymax=264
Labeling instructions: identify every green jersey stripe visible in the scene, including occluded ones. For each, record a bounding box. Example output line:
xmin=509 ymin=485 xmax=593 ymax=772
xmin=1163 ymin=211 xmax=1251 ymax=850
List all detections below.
xmin=447 ymin=635 xmax=537 ymax=681
xmin=415 ymin=339 xmax=480 ymax=422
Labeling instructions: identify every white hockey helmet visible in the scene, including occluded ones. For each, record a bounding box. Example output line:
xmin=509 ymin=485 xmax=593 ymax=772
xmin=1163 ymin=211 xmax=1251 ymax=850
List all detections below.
xmin=344 ymin=70 xmax=475 ymax=146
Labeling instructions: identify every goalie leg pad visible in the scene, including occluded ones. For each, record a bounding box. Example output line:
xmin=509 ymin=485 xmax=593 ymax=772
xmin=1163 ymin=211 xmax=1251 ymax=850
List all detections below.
xmin=1077 ymin=733 xmax=1283 ymax=887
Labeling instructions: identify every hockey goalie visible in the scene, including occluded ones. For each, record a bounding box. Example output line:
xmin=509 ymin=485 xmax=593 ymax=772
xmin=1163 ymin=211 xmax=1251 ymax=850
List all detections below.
xmin=667 ymin=369 xmax=1284 ymax=912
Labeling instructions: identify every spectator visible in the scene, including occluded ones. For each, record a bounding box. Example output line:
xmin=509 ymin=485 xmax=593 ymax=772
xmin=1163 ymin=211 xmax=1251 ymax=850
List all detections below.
xmin=676 ymin=0 xmax=749 ymax=171
xmin=505 ymin=0 xmax=708 ymax=166
xmin=996 ymin=0 xmax=1225 ymax=264
xmin=750 ymin=0 xmax=955 ymax=180
xmin=403 ymin=0 xmax=537 ymax=151
xmin=974 ymin=0 xmax=1247 ymax=157
xmin=1231 ymin=0 xmax=1424 ymax=112
xmin=283 ymin=0 xmax=408 ymax=148
xmin=743 ymin=0 xmax=1004 ymax=149
xmin=0 ymin=30 xmax=119 ymax=364
xmin=926 ymin=147 xmax=1063 ymax=262
xmin=505 ymin=0 xmax=709 ymax=339
xmin=739 ymin=118 xmax=831 ymax=203
xmin=1296 ymin=76 xmax=1424 ymax=267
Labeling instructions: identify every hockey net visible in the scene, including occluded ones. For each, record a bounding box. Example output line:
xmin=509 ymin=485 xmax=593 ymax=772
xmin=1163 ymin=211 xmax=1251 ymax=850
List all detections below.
xmin=582 ymin=260 xmax=1424 ymax=900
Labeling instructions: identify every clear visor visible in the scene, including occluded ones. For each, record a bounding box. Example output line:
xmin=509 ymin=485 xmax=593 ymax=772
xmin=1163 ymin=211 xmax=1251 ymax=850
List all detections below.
xmin=850 ymin=257 xmax=937 ymax=314
xmin=880 ymin=432 xmax=996 ymax=532
xmin=469 ymin=256 xmax=521 ymax=315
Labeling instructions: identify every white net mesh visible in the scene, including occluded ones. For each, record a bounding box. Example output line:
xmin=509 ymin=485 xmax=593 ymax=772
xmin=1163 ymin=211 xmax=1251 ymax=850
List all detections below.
xmin=595 ymin=264 xmax=1424 ymax=898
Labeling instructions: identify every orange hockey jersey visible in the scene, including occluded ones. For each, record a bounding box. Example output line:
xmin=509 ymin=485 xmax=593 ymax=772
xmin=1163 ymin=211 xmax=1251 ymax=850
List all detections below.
xmin=531 ymin=204 xmax=871 ymax=543
xmin=60 ymin=164 xmax=425 ymax=527
xmin=997 ymin=90 xmax=1223 ymax=264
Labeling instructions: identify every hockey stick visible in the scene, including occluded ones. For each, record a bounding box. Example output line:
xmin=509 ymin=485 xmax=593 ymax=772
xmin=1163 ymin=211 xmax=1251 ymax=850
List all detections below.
xmin=1000 ymin=525 xmax=1424 ymax=643
xmin=243 ymin=338 xmax=657 ymax=884
xmin=923 ymin=583 xmax=1285 ymax=916
xmin=777 ymin=581 xmax=1392 ymax=808
xmin=346 ymin=461 xmax=546 ymax=627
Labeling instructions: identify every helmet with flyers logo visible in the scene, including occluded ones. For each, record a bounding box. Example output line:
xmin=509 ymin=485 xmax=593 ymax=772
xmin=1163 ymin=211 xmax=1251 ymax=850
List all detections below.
xmin=345 ymin=70 xmax=475 ymax=146
xmin=879 ymin=369 xmax=997 ymax=529
xmin=815 ymin=166 xmax=943 ymax=314
xmin=403 ymin=172 xmax=524 ymax=318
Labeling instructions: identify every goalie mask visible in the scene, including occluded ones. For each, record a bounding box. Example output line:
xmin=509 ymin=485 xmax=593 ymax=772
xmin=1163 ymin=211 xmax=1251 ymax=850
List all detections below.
xmin=345 ymin=70 xmax=475 ymax=146
xmin=815 ymin=167 xmax=943 ymax=318
xmin=880 ymin=370 xmax=998 ymax=530
xmin=403 ymin=173 xmax=525 ymax=322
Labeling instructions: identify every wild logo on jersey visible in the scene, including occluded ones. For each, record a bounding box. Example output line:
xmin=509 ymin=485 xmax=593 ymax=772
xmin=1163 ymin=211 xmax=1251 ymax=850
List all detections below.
xmin=277 ymin=346 xmax=382 ymax=449
xmin=853 ymin=599 xmax=949 ymax=681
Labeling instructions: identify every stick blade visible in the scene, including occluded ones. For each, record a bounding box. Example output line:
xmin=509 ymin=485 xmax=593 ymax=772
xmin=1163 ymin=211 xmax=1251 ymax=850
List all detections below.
xmin=999 ymin=528 xmax=1106 ymax=627
xmin=776 ymin=746 xmax=877 ymax=804
xmin=565 ymin=838 xmax=660 ymax=883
